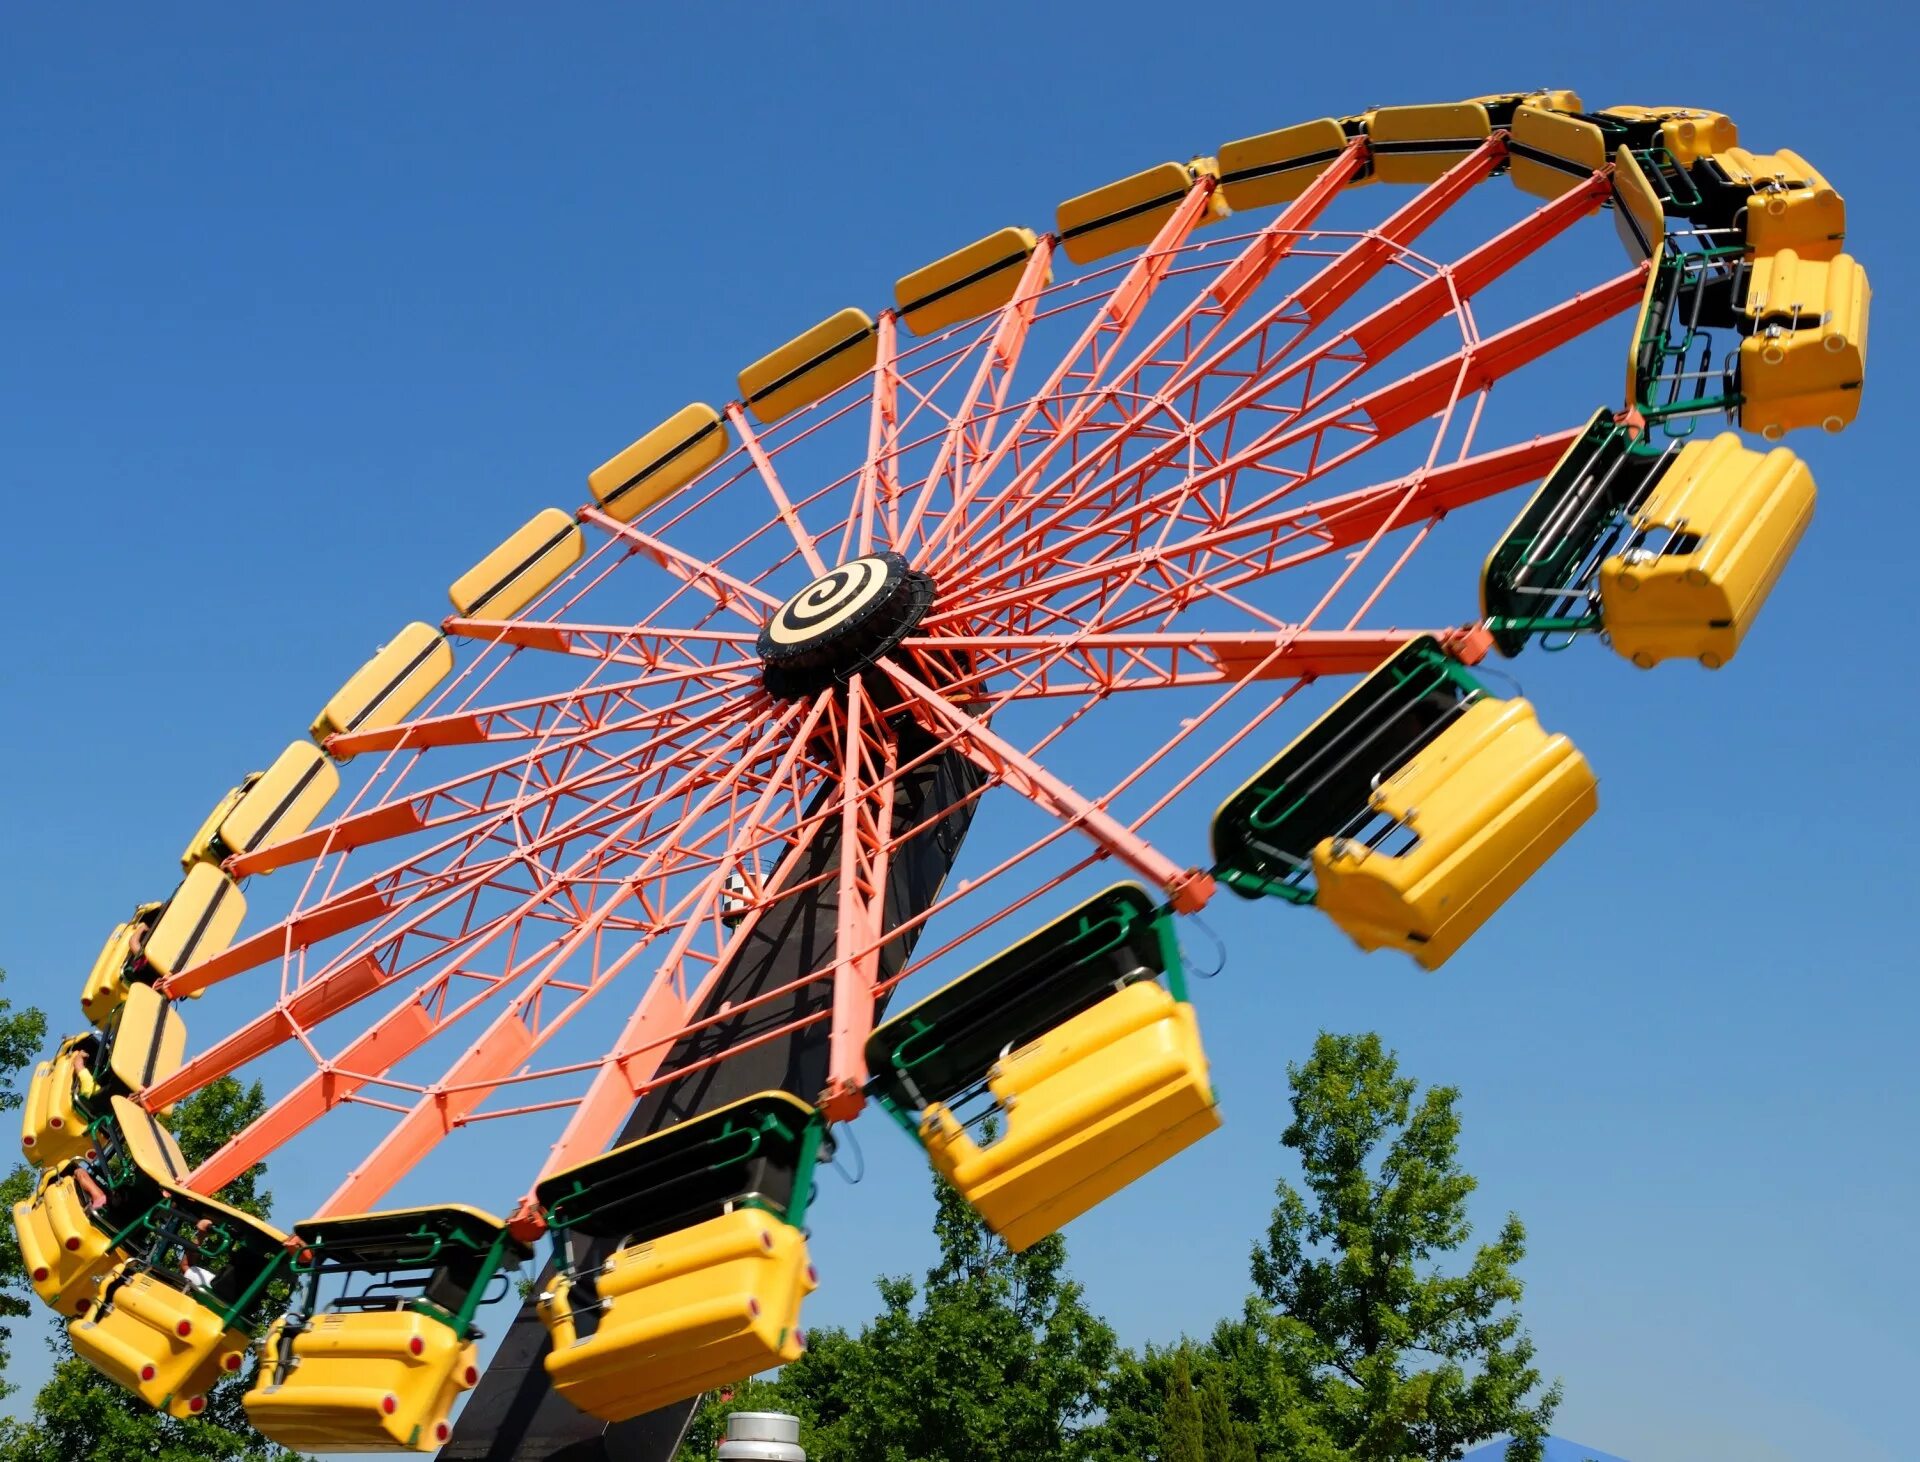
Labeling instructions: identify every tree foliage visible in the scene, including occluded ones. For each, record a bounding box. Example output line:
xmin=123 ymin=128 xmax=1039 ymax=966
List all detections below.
xmin=1159 ymin=1348 xmax=1206 ymax=1461
xmin=1157 ymin=1345 xmax=1256 ymax=1462
xmin=1087 ymin=1309 xmax=1345 ymax=1462
xmin=0 ymin=969 xmax=50 ymax=1397
xmin=1246 ymin=1031 xmax=1560 ymax=1461
xmin=1088 ymin=1033 xmax=1558 ymax=1462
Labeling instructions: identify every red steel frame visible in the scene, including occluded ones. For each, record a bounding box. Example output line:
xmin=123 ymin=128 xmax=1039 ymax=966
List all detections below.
xmin=139 ymin=139 xmax=1644 ymax=1230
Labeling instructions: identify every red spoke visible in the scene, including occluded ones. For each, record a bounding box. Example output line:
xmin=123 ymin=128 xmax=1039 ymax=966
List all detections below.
xmin=727 ymin=403 xmax=831 ymax=579
xmin=846 ymin=311 xmax=901 ymax=560
xmin=326 ymin=654 xmax=760 ymax=755
xmin=937 ymin=166 xmax=1613 ymax=606
xmin=161 ymin=698 xmax=790 ymax=1100
xmin=906 ymin=627 xmax=1483 ymax=700
xmin=929 ymin=263 xmax=1644 ymax=638
xmin=880 ymin=657 xmax=1211 ymax=912
xmin=924 ymin=140 xmax=1386 ymax=583
xmin=579 ymin=508 xmax=783 ymax=621
xmin=181 ymin=700 xmax=808 ymax=1193
xmin=913 ymin=176 xmax=1221 ymax=569
xmin=896 ymin=237 xmax=1058 ymax=555
xmin=443 ymin=617 xmax=758 ymax=655
xmin=529 ymin=692 xmax=836 ymax=1188
xmin=309 ymin=697 xmax=816 ymax=1214
xmin=225 ymin=685 xmax=759 ymax=878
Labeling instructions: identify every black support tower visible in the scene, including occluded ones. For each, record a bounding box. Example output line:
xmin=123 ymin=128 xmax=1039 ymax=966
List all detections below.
xmin=440 ymin=739 xmax=981 ymax=1461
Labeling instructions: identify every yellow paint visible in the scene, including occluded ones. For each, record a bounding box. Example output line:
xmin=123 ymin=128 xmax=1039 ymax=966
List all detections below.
xmin=310 ymin=622 xmax=453 ymax=753
xmin=1739 ymin=253 xmax=1869 ymax=438
xmin=896 ymin=226 xmax=1044 ymax=337
xmin=1218 ymin=119 xmax=1350 ymax=209
xmin=246 ymin=1310 xmax=480 ymax=1452
xmin=1600 ymin=435 xmax=1815 ymax=669
xmin=920 ymin=981 xmax=1219 ymax=1252
xmin=449 ymin=507 xmax=584 ymax=620
xmin=587 ymin=403 xmax=730 ymax=522
xmin=1313 ymin=696 xmax=1597 ymax=969
xmin=540 ymin=1207 xmax=816 ymax=1422
xmin=738 ymin=308 xmax=878 ymax=425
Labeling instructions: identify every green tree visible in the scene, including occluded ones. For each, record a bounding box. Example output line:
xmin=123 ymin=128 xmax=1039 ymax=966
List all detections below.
xmin=1247 ymin=1032 xmax=1559 ymax=1462
xmin=681 ymin=1173 xmax=1116 ymax=1461
xmin=1193 ymin=1363 xmax=1257 ymax=1462
xmin=1154 ymin=1344 xmax=1255 ymax=1462
xmin=679 ymin=1360 xmax=838 ymax=1456
xmin=1159 ymin=1348 xmax=1205 ymax=1461
xmin=0 ymin=1070 xmax=301 ymax=1462
xmin=1201 ymin=1307 xmax=1349 ymax=1462
xmin=1089 ymin=1318 xmax=1341 ymax=1462
xmin=0 ymin=968 xmax=50 ymax=1395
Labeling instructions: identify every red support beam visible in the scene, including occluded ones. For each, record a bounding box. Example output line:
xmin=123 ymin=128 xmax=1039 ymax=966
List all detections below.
xmin=881 ymin=657 xmax=1213 ymax=913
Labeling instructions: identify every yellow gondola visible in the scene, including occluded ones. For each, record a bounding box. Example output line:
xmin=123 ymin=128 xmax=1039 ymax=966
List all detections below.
xmin=1738 ymin=252 xmax=1870 ymax=439
xmin=1213 ymin=638 xmax=1595 ymax=968
xmin=867 ymin=883 xmax=1217 ymax=1251
xmin=1055 ymin=158 xmax=1229 ymax=264
xmin=79 ymin=900 xmax=165 ymax=1024
xmin=1310 ymin=695 xmax=1597 ymax=967
xmin=894 ymin=227 xmax=1044 ymax=338
xmin=533 ymin=1092 xmax=824 ymax=1422
xmin=12 ymin=1163 xmax=128 ymax=1318
xmin=245 ymin=1206 xmax=529 ymax=1452
xmin=1599 ymin=433 xmax=1817 ymax=668
xmin=447 ymin=507 xmax=584 ymax=621
xmin=1697 ymin=146 xmax=1846 ymax=258
xmin=587 ymin=402 xmax=731 ymax=523
xmin=21 ymin=985 xmax=185 ymax=1166
xmin=19 ymin=1033 xmax=98 ymax=1167
xmin=310 ymin=623 xmax=454 ymax=755
xmin=69 ymin=1100 xmax=290 ymax=1419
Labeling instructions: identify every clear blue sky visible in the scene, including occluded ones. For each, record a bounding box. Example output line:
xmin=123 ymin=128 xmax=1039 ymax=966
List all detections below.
xmin=3 ymin=7 xmax=1915 ymax=1460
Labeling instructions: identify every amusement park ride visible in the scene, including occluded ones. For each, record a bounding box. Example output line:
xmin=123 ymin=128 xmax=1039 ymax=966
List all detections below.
xmin=13 ymin=90 xmax=1867 ymax=1458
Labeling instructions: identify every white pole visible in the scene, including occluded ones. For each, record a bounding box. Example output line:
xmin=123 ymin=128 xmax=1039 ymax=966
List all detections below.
xmin=715 ymin=1411 xmax=805 ymax=1462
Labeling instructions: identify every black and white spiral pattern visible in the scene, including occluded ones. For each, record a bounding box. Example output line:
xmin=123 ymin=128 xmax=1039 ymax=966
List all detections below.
xmin=765 ymin=555 xmax=893 ymax=648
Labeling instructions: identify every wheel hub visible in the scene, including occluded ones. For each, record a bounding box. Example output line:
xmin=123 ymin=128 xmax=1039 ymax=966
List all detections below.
xmin=758 ymin=552 xmax=936 ymax=698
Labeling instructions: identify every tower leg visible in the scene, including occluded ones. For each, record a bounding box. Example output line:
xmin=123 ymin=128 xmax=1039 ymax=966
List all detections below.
xmin=440 ymin=740 xmax=981 ymax=1461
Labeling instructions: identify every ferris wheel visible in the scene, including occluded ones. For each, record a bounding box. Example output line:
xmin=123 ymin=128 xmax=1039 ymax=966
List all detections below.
xmin=13 ymin=90 xmax=1867 ymax=1453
